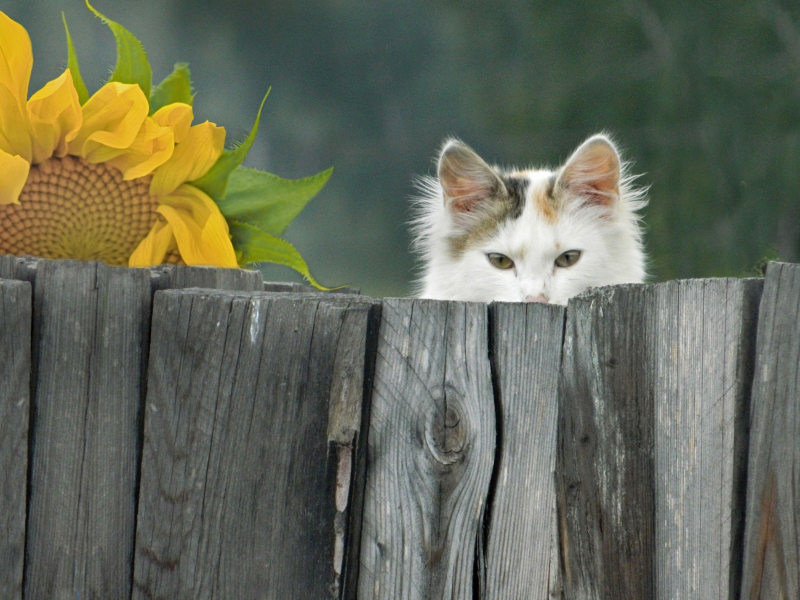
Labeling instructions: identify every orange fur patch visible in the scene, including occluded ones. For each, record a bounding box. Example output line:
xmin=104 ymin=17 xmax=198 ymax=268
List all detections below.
xmin=532 ymin=187 xmax=558 ymax=223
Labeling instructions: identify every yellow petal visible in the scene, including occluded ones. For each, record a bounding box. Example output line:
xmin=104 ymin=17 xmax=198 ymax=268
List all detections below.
xmin=156 ymin=184 xmax=238 ymax=267
xmin=149 ymin=121 xmax=225 ymax=197
xmin=152 ymin=103 xmax=193 ymax=143
xmin=128 ymin=217 xmax=175 ymax=267
xmin=27 ymin=70 xmax=83 ymax=163
xmin=68 ymin=82 xmax=149 ymax=162
xmin=0 ymin=81 xmax=31 ymax=161
xmin=0 ymin=147 xmax=30 ymax=204
xmin=0 ymin=11 xmax=33 ymax=111
xmin=107 ymin=116 xmax=175 ymax=180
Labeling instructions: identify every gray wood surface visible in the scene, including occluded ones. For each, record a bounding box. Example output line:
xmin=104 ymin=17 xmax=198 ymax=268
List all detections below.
xmin=484 ymin=302 xmax=565 ymax=600
xmin=358 ymin=299 xmax=495 ymax=600
xmin=328 ymin=295 xmax=382 ymax=600
xmin=557 ymin=279 xmax=761 ymax=600
xmin=0 ymin=257 xmax=270 ymax=600
xmin=741 ymin=262 xmax=800 ymax=599
xmin=652 ymin=279 xmax=761 ymax=600
xmin=21 ymin=261 xmax=153 ymax=600
xmin=263 ymin=281 xmax=361 ymax=294
xmin=0 ymin=255 xmax=39 ymax=282
xmin=133 ymin=289 xmax=377 ymax=599
xmin=0 ymin=280 xmax=31 ymax=600
xmin=557 ymin=285 xmax=657 ymax=600
xmin=153 ymin=263 xmax=264 ymax=291
xmin=4 ymin=253 xmax=793 ymax=600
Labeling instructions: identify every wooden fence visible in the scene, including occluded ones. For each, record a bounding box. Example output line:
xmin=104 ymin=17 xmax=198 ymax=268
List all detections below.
xmin=0 ymin=256 xmax=797 ymax=600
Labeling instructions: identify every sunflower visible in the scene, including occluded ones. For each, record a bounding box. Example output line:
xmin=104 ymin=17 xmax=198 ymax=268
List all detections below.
xmin=0 ymin=3 xmax=331 ymax=286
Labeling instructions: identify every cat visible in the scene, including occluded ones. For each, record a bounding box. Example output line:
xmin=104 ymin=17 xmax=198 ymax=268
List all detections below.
xmin=411 ymin=134 xmax=647 ymax=304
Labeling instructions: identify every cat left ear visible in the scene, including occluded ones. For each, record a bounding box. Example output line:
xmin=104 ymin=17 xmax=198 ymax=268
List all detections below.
xmin=438 ymin=140 xmax=503 ymax=215
xmin=556 ymin=134 xmax=621 ymax=207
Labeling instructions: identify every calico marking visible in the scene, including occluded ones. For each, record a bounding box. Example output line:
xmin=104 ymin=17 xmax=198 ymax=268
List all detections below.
xmin=447 ymin=175 xmax=528 ymax=259
xmin=531 ymin=179 xmax=558 ymax=224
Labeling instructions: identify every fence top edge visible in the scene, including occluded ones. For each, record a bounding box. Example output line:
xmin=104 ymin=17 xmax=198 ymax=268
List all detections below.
xmin=764 ymin=260 xmax=797 ymax=268
xmin=0 ymin=256 xmax=264 ymax=277
xmin=569 ymin=276 xmax=764 ymax=304
xmin=2 ymin=256 xmax=790 ymax=306
xmin=765 ymin=261 xmax=800 ymax=276
xmin=489 ymin=300 xmax=566 ymax=316
xmin=0 ymin=278 xmax=32 ymax=291
xmin=154 ymin=287 xmax=380 ymax=305
xmin=382 ymin=276 xmax=767 ymax=310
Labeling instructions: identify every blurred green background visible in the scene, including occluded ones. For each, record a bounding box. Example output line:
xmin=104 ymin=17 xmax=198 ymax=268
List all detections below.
xmin=5 ymin=0 xmax=799 ymax=296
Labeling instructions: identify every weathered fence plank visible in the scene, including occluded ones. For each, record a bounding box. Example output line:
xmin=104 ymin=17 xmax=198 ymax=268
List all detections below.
xmin=358 ymin=299 xmax=495 ymax=600
xmin=329 ymin=295 xmax=382 ymax=600
xmin=484 ymin=302 xmax=565 ymax=600
xmin=263 ymin=281 xmax=361 ymax=294
xmin=653 ymin=279 xmax=761 ymax=600
xmin=557 ymin=285 xmax=656 ymax=600
xmin=21 ymin=261 xmax=153 ymax=600
xmin=0 ymin=255 xmax=38 ymax=283
xmin=0 ymin=257 xmax=267 ymax=600
xmin=0 ymin=280 xmax=31 ymax=600
xmin=557 ymin=279 xmax=761 ymax=600
xmin=133 ymin=290 xmax=378 ymax=599
xmin=154 ymin=263 xmax=264 ymax=291
xmin=741 ymin=263 xmax=800 ymax=599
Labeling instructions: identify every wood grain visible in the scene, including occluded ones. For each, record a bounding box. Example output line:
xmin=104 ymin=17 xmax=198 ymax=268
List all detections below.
xmin=0 ymin=255 xmax=39 ymax=283
xmin=22 ymin=261 xmax=153 ymax=600
xmin=0 ymin=279 xmax=31 ymax=600
xmin=741 ymin=262 xmax=800 ymax=599
xmin=0 ymin=258 xmax=268 ymax=600
xmin=134 ymin=290 xmax=377 ymax=599
xmin=484 ymin=302 xmax=565 ymax=600
xmin=557 ymin=279 xmax=761 ymax=600
xmin=153 ymin=264 xmax=264 ymax=292
xmin=263 ymin=281 xmax=361 ymax=294
xmin=557 ymin=285 xmax=657 ymax=600
xmin=652 ymin=279 xmax=761 ymax=600
xmin=2 ymin=253 xmax=789 ymax=599
xmin=358 ymin=299 xmax=495 ymax=600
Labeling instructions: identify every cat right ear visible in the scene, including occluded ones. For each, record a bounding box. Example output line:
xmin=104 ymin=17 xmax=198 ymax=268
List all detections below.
xmin=556 ymin=134 xmax=621 ymax=208
xmin=438 ymin=140 xmax=503 ymax=215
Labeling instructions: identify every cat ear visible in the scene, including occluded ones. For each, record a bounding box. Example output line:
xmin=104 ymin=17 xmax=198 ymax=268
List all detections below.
xmin=556 ymin=134 xmax=621 ymax=207
xmin=438 ymin=140 xmax=503 ymax=215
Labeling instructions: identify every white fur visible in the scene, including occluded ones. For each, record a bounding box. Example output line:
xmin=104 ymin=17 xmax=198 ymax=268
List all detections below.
xmin=412 ymin=135 xmax=647 ymax=304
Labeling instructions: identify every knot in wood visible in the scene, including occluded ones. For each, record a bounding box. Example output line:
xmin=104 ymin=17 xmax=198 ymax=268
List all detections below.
xmin=425 ymin=385 xmax=467 ymax=465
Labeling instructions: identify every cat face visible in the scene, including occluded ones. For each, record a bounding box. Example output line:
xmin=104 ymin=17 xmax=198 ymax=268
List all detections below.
xmin=413 ymin=134 xmax=647 ymax=304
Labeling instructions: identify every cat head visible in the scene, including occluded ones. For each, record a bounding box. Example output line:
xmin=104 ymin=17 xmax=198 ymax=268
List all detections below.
xmin=412 ymin=134 xmax=647 ymax=304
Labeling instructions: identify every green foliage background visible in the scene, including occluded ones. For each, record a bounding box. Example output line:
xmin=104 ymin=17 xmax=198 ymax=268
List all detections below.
xmin=7 ymin=0 xmax=800 ymax=295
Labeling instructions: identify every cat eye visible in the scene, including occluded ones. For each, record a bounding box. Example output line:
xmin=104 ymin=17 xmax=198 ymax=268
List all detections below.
xmin=487 ymin=253 xmax=515 ymax=270
xmin=555 ymin=250 xmax=582 ymax=268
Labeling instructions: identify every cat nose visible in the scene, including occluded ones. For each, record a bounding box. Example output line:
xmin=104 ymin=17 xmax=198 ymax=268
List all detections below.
xmin=525 ymin=294 xmax=549 ymax=303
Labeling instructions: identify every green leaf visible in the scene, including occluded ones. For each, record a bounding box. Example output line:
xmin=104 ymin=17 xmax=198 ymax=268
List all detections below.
xmin=149 ymin=63 xmax=194 ymax=114
xmin=62 ymin=13 xmax=89 ymax=104
xmin=86 ymin=0 xmax=152 ymax=98
xmin=191 ymin=89 xmax=270 ymax=200
xmin=230 ymin=221 xmax=331 ymax=290
xmin=217 ymin=166 xmax=332 ymax=236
